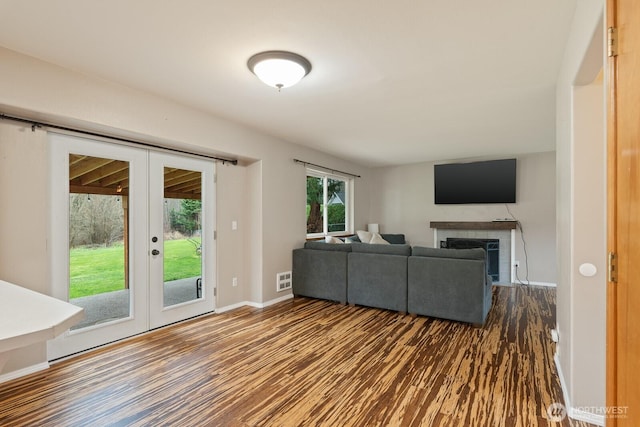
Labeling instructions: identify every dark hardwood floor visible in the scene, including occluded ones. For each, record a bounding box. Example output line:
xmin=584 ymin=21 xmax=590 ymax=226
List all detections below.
xmin=0 ymin=286 xmax=597 ymax=426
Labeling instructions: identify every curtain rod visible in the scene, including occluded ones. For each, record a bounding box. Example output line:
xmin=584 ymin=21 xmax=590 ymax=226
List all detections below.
xmin=294 ymin=158 xmax=361 ymax=178
xmin=0 ymin=113 xmax=238 ymax=165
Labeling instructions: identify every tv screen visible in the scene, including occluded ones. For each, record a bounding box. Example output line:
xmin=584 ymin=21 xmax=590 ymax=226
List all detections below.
xmin=434 ymin=158 xmax=516 ymax=204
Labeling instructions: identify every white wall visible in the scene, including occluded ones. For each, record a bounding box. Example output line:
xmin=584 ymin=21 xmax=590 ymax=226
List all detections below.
xmin=0 ymin=123 xmax=49 ymax=374
xmin=555 ymin=1 xmax=606 ymax=424
xmin=0 ymin=46 xmax=372 ymax=376
xmin=369 ymin=152 xmax=557 ymax=284
xmin=216 ymin=162 xmax=247 ymax=308
xmin=245 ymin=161 xmax=263 ymax=304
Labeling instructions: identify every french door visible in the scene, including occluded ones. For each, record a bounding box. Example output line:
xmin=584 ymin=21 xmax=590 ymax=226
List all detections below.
xmin=48 ymin=133 xmax=215 ymax=360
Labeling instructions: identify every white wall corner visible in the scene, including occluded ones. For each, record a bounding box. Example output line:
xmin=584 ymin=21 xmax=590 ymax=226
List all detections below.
xmin=215 ymin=301 xmax=251 ymax=314
xmin=554 ymin=353 xmax=605 ymax=426
xmin=246 ymin=293 xmax=294 ymax=309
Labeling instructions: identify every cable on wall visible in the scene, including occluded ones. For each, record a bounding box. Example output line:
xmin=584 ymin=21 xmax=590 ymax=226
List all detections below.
xmin=294 ymin=158 xmax=361 ymax=178
xmin=0 ymin=113 xmax=239 ymax=165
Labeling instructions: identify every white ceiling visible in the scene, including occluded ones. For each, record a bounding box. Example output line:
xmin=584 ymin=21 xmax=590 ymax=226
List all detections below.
xmin=0 ymin=0 xmax=576 ymax=167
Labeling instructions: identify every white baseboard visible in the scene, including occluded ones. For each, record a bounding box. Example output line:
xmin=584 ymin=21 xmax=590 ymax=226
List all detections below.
xmin=554 ymin=353 xmax=571 ymax=409
xmin=527 ymin=281 xmax=557 ymax=287
xmin=513 ymin=281 xmax=556 ymax=287
xmin=0 ymin=362 xmax=49 ymax=384
xmin=215 ymin=301 xmax=249 ymax=314
xmin=496 ymin=281 xmax=557 ymax=287
xmin=216 ymin=293 xmax=294 ymax=313
xmin=571 ymin=407 xmax=605 ymax=426
xmin=554 ymin=353 xmax=605 ymax=426
xmin=245 ymin=293 xmax=294 ymax=308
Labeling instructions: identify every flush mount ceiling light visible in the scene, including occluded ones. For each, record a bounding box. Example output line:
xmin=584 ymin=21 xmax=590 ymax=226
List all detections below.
xmin=247 ymin=51 xmax=312 ymax=91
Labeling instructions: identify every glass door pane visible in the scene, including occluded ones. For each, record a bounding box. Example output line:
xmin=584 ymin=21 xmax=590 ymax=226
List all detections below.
xmin=68 ymin=154 xmax=130 ymax=330
xmin=162 ymin=167 xmax=203 ymax=307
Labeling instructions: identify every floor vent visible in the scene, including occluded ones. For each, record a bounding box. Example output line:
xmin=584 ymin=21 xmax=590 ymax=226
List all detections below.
xmin=277 ymin=271 xmax=292 ymax=292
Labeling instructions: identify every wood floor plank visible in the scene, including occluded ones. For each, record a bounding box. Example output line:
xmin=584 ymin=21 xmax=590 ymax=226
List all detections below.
xmin=0 ymin=286 xmax=597 ymax=427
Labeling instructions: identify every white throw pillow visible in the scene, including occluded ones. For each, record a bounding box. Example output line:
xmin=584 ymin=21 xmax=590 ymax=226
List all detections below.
xmin=356 ymin=230 xmax=373 ymax=243
xmin=369 ymin=233 xmax=390 ymax=245
xmin=325 ymin=236 xmax=344 ymax=244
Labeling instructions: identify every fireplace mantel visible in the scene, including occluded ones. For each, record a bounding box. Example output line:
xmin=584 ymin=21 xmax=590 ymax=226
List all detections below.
xmin=429 ymin=221 xmax=517 ymax=231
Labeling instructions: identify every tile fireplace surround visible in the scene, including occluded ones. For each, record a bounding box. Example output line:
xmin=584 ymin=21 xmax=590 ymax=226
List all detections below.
xmin=429 ymin=221 xmax=518 ymax=285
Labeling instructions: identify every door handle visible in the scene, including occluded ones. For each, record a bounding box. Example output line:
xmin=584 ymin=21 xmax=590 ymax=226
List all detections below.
xmin=151 ymin=249 xmax=160 ymax=256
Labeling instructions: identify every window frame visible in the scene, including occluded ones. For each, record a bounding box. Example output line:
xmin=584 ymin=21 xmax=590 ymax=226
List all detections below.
xmin=306 ymin=168 xmax=353 ymax=239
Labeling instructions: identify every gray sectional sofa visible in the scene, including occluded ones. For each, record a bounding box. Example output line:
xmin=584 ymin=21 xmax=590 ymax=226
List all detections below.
xmin=292 ymin=235 xmax=493 ymax=325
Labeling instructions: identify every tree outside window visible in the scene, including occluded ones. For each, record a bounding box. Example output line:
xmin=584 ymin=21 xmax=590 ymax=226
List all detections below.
xmin=306 ymin=172 xmax=350 ymax=236
xmin=306 ymin=176 xmax=324 ymax=234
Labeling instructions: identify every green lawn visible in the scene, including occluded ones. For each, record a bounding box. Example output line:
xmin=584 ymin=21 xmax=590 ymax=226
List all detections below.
xmin=69 ymin=239 xmax=202 ymax=299
xmin=163 ymin=239 xmax=202 ymax=281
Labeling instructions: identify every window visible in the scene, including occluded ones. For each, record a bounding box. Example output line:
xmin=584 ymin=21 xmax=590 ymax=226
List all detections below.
xmin=306 ymin=170 xmax=352 ymax=237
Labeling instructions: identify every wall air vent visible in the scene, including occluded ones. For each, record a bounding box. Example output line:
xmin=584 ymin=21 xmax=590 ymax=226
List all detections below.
xmin=277 ymin=271 xmax=292 ymax=292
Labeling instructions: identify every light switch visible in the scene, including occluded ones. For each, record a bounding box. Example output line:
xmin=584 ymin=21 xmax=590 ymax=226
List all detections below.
xmin=232 ymin=220 xmax=238 ymax=230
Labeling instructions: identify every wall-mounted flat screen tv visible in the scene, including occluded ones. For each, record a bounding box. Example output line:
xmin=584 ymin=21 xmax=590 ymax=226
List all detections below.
xmin=434 ymin=158 xmax=516 ymax=204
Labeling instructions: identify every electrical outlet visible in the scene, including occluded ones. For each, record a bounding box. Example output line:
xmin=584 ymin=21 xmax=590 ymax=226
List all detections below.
xmin=232 ymin=277 xmax=238 ymax=287
xmin=514 ymin=261 xmax=520 ymax=268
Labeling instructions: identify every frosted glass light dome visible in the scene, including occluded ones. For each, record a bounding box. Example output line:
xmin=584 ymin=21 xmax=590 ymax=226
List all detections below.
xmin=248 ymin=51 xmax=312 ymax=90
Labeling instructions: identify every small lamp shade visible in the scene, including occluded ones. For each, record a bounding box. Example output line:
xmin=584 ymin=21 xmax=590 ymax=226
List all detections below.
xmin=367 ymin=223 xmax=379 ymax=233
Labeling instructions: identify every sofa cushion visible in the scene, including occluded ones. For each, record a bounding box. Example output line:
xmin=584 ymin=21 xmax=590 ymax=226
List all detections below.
xmin=411 ymin=246 xmax=485 ymax=260
xmin=304 ymin=241 xmax=353 ymax=252
xmin=325 ymin=236 xmax=345 ymax=244
xmin=356 ymin=230 xmax=373 ymax=243
xmin=293 ymin=248 xmax=348 ymax=304
xmin=369 ymin=233 xmax=390 ymax=244
xmin=407 ymin=255 xmax=490 ymax=324
xmin=355 ymin=230 xmax=405 ymax=244
xmin=348 ymin=251 xmax=408 ymax=312
xmin=381 ymin=234 xmax=406 ymax=244
xmin=351 ymin=242 xmax=411 ymax=256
